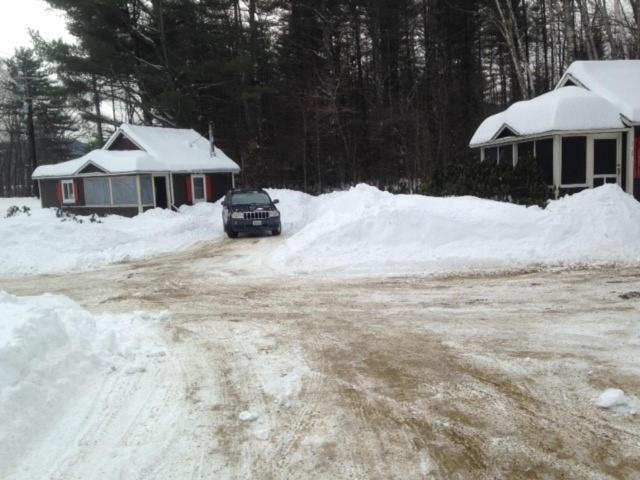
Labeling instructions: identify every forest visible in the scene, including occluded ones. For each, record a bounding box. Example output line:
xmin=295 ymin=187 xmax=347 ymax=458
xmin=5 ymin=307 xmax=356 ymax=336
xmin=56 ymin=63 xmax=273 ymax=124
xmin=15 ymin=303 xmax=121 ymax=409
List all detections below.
xmin=1 ymin=0 xmax=639 ymax=197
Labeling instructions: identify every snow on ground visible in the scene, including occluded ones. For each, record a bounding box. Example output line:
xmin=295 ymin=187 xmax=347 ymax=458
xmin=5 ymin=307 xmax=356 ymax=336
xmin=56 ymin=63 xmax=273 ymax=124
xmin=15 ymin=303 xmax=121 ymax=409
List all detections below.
xmin=0 ymin=291 xmax=167 ymax=479
xmin=270 ymin=184 xmax=640 ymax=276
xmin=0 ymin=199 xmax=225 ymax=277
xmin=2 ymin=183 xmax=640 ymax=278
xmin=0 ymin=197 xmax=42 ymax=214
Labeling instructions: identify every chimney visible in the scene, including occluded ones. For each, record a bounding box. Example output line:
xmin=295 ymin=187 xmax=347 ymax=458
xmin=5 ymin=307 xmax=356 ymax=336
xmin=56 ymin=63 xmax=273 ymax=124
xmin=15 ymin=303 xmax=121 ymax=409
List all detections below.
xmin=209 ymin=122 xmax=217 ymax=157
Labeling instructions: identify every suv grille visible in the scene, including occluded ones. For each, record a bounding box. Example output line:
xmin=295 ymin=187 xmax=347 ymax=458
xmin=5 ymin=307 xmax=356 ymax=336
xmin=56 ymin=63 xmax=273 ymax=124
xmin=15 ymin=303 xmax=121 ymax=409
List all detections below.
xmin=244 ymin=211 xmax=269 ymax=220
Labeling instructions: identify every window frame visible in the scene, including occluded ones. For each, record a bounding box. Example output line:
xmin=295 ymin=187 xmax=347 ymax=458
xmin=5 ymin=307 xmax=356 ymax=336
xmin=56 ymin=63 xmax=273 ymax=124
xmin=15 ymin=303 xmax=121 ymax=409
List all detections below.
xmin=191 ymin=174 xmax=207 ymax=203
xmin=61 ymin=179 xmax=75 ymax=204
xmin=560 ymin=135 xmax=588 ymax=188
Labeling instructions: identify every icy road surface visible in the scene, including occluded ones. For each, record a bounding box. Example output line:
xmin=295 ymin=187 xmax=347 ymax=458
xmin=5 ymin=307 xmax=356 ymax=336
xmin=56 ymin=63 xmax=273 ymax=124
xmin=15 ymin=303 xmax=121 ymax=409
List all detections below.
xmin=1 ymin=238 xmax=639 ymax=479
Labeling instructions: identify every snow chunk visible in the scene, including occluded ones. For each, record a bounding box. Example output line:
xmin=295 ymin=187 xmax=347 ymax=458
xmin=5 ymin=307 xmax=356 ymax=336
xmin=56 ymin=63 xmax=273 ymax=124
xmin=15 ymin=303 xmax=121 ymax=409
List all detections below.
xmin=596 ymin=389 xmax=629 ymax=409
xmin=238 ymin=410 xmax=259 ymax=422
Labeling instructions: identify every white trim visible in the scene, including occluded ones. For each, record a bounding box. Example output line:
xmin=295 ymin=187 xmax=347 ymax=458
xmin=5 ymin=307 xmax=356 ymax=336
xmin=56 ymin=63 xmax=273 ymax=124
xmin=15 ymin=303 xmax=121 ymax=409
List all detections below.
xmin=136 ymin=175 xmax=143 ymax=214
xmin=191 ymin=174 xmax=206 ymax=203
xmin=61 ymin=179 xmax=75 ymax=203
xmin=470 ymin=127 xmax=628 ymax=149
xmin=553 ymin=136 xmax=562 ymax=198
xmin=628 ymin=128 xmax=635 ymax=195
xmin=169 ymin=173 xmax=176 ymax=208
xmin=557 ymin=133 xmax=623 ymax=191
xmin=34 ymin=169 xmax=239 ymax=181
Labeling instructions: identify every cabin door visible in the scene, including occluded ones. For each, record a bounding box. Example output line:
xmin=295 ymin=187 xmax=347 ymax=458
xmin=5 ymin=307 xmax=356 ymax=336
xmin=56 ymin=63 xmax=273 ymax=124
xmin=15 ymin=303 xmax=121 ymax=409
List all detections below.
xmin=153 ymin=176 xmax=169 ymax=209
xmin=592 ymin=135 xmax=620 ymax=187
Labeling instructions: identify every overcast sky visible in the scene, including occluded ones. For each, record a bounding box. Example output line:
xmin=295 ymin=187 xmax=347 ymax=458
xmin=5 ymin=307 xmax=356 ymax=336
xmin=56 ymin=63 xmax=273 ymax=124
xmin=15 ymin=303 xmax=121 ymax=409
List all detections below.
xmin=0 ymin=0 xmax=71 ymax=58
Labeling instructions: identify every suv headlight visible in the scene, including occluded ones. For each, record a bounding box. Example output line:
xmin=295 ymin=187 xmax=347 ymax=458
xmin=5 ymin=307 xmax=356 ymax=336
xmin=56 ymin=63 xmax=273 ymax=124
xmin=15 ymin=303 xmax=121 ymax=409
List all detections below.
xmin=231 ymin=212 xmax=244 ymax=219
xmin=269 ymin=210 xmax=280 ymax=217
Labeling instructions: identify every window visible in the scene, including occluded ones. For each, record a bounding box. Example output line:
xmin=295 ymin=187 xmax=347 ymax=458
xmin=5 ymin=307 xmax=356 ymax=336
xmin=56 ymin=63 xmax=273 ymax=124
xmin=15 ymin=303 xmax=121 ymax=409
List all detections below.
xmin=192 ymin=175 xmax=206 ymax=203
xmin=498 ymin=145 xmax=513 ymax=166
xmin=561 ymin=137 xmax=587 ymax=185
xmin=140 ymin=175 xmax=154 ymax=205
xmin=111 ymin=176 xmax=138 ymax=205
xmin=594 ymin=139 xmax=617 ymax=175
xmin=484 ymin=147 xmax=497 ymax=164
xmin=231 ymin=192 xmax=272 ymax=205
xmin=61 ymin=180 xmax=75 ymax=203
xmin=84 ymin=177 xmax=111 ymax=205
xmin=517 ymin=142 xmax=534 ymax=166
xmin=535 ymin=139 xmax=554 ymax=185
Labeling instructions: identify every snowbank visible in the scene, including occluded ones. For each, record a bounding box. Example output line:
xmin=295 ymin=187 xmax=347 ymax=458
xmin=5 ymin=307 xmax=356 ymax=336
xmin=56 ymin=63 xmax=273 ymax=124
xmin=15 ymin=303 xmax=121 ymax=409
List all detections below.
xmin=0 ymin=291 xmax=166 ymax=475
xmin=2 ymin=184 xmax=640 ymax=278
xmin=0 ymin=201 xmax=226 ymax=276
xmin=270 ymin=184 xmax=640 ymax=276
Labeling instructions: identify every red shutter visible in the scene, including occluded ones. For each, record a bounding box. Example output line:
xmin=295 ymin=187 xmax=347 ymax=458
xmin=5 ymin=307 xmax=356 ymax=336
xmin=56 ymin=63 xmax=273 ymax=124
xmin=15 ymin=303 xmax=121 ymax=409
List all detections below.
xmin=74 ymin=180 xmax=82 ymax=204
xmin=56 ymin=182 xmax=62 ymax=204
xmin=206 ymin=176 xmax=213 ymax=202
xmin=635 ymin=135 xmax=640 ymax=180
xmin=186 ymin=175 xmax=193 ymax=203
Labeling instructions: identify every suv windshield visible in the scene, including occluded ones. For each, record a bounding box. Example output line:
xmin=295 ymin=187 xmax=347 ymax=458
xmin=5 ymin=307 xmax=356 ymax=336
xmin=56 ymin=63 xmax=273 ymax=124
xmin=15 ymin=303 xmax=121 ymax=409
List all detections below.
xmin=231 ymin=192 xmax=271 ymax=205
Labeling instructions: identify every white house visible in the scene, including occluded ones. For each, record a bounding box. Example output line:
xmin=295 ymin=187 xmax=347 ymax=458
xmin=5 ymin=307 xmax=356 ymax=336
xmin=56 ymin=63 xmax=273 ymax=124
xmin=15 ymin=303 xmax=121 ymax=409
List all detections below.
xmin=470 ymin=60 xmax=640 ymax=199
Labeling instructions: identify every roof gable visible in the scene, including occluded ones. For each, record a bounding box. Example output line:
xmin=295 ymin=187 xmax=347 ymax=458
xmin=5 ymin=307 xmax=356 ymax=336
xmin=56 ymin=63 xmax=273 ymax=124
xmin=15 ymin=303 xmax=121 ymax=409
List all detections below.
xmin=104 ymin=131 xmax=144 ymax=151
xmin=77 ymin=162 xmax=107 ymax=174
xmin=493 ymin=124 xmax=519 ymax=140
xmin=558 ymin=60 xmax=640 ymax=123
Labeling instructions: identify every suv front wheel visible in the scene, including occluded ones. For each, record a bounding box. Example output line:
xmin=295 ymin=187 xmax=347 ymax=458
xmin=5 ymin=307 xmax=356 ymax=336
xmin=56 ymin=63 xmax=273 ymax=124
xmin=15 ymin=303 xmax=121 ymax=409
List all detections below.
xmin=226 ymin=226 xmax=238 ymax=239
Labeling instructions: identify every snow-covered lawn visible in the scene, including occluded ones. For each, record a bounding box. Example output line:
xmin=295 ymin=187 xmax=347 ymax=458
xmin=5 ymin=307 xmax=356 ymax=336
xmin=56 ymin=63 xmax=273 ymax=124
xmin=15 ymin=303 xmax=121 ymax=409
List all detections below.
xmin=2 ymin=184 xmax=640 ymax=278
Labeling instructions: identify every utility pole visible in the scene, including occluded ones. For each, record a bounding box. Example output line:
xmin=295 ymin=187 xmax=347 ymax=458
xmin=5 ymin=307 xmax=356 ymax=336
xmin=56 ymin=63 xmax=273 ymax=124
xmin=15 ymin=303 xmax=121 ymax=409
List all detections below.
xmin=24 ymin=76 xmax=38 ymax=196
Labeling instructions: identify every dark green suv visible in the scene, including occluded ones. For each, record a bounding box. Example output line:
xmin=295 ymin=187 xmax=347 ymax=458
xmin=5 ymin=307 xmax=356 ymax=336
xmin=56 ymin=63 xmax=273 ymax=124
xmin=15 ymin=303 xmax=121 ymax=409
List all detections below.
xmin=221 ymin=189 xmax=281 ymax=238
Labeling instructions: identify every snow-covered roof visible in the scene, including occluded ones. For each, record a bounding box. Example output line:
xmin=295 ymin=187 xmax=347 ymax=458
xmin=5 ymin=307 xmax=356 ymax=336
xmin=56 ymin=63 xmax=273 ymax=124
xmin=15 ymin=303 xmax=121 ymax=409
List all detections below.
xmin=33 ymin=124 xmax=240 ymax=179
xmin=470 ymin=86 xmax=624 ymax=147
xmin=32 ymin=150 xmax=163 ymax=178
xmin=560 ymin=60 xmax=640 ymax=124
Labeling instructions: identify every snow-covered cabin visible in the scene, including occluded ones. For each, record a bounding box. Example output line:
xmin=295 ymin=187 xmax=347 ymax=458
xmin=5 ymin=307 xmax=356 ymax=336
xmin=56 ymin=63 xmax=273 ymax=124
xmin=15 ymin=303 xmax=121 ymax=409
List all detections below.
xmin=32 ymin=124 xmax=240 ymax=216
xmin=470 ymin=60 xmax=640 ymax=200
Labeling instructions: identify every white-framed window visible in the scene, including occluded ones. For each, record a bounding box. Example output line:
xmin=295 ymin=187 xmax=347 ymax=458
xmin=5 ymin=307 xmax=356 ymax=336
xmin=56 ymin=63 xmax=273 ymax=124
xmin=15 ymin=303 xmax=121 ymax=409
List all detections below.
xmin=61 ymin=180 xmax=75 ymax=203
xmin=192 ymin=174 xmax=206 ymax=203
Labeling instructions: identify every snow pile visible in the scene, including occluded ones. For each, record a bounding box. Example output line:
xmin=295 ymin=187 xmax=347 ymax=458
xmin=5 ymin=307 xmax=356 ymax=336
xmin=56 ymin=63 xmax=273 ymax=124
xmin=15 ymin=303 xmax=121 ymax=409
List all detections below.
xmin=271 ymin=184 xmax=640 ymax=276
xmin=0 ymin=291 xmax=166 ymax=474
xmin=2 ymin=184 xmax=640 ymax=278
xmin=0 ymin=201 xmax=225 ymax=276
xmin=595 ymin=388 xmax=637 ymax=414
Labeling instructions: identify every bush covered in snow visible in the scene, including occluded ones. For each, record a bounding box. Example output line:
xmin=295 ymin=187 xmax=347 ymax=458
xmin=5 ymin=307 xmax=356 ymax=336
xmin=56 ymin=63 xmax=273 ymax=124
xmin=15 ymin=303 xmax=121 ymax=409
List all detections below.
xmin=421 ymin=152 xmax=552 ymax=206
